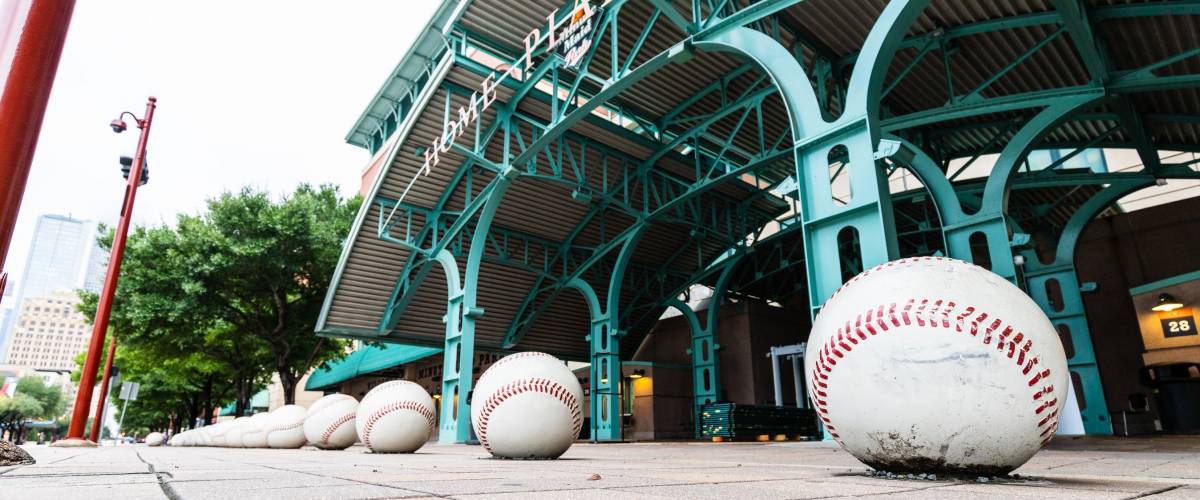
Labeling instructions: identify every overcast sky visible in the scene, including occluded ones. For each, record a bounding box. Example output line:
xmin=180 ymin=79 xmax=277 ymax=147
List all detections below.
xmin=3 ymin=0 xmax=439 ymax=294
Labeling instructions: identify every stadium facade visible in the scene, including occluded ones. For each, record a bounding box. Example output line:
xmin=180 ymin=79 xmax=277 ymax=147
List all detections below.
xmin=314 ymin=0 xmax=1200 ymax=442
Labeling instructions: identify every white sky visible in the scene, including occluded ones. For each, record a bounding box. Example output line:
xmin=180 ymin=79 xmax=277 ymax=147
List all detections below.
xmin=3 ymin=0 xmax=440 ymax=294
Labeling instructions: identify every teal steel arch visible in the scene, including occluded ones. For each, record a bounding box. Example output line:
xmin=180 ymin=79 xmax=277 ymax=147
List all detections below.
xmin=943 ymin=96 xmax=1102 ymax=280
xmin=694 ymin=0 xmax=928 ymax=316
xmin=321 ymin=0 xmax=1200 ymax=444
xmin=463 ymin=0 xmax=930 ymax=441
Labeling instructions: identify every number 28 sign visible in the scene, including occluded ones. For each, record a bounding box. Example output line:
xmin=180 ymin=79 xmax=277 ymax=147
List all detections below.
xmin=1161 ymin=315 xmax=1197 ymax=338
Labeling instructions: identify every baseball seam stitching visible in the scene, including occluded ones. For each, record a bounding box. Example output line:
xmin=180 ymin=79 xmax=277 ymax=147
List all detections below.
xmin=476 ymin=377 xmax=582 ymax=453
xmin=361 ymin=400 xmax=436 ymax=449
xmin=811 ymin=296 xmax=1060 ymax=446
xmin=319 ymin=412 xmax=356 ymax=445
xmin=262 ymin=420 xmax=304 ymax=435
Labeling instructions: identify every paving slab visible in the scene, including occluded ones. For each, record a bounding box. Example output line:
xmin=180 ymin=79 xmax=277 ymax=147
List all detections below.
xmin=2 ymin=436 xmax=1199 ymax=499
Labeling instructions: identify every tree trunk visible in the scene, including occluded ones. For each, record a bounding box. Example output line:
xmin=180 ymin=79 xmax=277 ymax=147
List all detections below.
xmin=278 ymin=368 xmax=298 ymax=405
xmin=235 ymin=376 xmax=251 ymax=416
xmin=201 ymin=376 xmax=214 ymax=425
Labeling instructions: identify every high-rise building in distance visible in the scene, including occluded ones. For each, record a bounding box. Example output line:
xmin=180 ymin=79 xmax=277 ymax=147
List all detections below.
xmin=0 ymin=215 xmax=109 ymax=363
xmin=3 ymin=290 xmax=91 ymax=371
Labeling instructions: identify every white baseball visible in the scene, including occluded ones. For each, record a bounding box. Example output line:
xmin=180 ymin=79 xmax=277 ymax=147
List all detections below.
xmin=304 ymin=394 xmax=359 ymax=450
xmin=196 ymin=428 xmax=214 ymax=447
xmin=471 ymin=351 xmax=583 ymax=459
xmin=240 ymin=412 xmax=272 ymax=448
xmin=265 ymin=405 xmax=308 ymax=449
xmin=224 ymin=416 xmax=250 ymax=448
xmin=145 ymin=432 xmax=165 ymax=446
xmin=204 ymin=424 xmax=225 ymax=446
xmin=355 ymin=380 xmax=436 ymax=453
xmin=175 ymin=430 xmax=193 ymax=446
xmin=805 ymin=257 xmax=1068 ymax=475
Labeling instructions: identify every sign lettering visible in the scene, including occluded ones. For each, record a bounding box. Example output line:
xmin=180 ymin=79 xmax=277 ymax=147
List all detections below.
xmin=420 ymin=0 xmax=612 ymax=175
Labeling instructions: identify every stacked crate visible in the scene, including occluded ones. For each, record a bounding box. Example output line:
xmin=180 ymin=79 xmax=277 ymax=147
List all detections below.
xmin=700 ymin=403 xmax=820 ymax=440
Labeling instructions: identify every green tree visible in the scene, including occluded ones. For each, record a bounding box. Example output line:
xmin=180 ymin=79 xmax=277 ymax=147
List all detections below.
xmin=14 ymin=376 xmax=64 ymax=420
xmin=180 ymin=184 xmax=358 ymax=403
xmin=0 ymin=394 xmax=43 ymax=442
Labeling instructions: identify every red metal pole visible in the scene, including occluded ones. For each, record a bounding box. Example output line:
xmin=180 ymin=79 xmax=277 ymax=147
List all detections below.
xmin=0 ymin=0 xmax=77 ymax=304
xmin=89 ymin=333 xmax=118 ymax=442
xmin=63 ymin=96 xmax=156 ymax=443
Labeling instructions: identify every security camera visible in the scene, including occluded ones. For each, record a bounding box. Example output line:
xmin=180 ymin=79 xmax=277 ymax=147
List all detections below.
xmin=110 ymin=119 xmax=127 ymax=133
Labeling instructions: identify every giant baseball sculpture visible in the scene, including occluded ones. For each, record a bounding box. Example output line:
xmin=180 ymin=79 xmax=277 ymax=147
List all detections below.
xmin=805 ymin=257 xmax=1068 ymax=475
xmin=240 ymin=412 xmax=272 ymax=448
xmin=265 ymin=405 xmax=309 ymax=449
xmin=471 ymin=351 xmax=583 ymax=459
xmin=355 ymin=380 xmax=436 ymax=453
xmin=224 ymin=416 xmax=250 ymax=448
xmin=304 ymin=393 xmax=359 ymax=450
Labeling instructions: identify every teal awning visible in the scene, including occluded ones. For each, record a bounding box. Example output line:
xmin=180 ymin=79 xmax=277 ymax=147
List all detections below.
xmin=304 ymin=343 xmax=442 ymax=391
xmin=217 ymin=389 xmax=270 ymax=416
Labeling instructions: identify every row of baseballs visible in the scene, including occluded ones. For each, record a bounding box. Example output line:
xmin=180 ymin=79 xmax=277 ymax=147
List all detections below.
xmin=149 ymin=350 xmax=585 ymax=459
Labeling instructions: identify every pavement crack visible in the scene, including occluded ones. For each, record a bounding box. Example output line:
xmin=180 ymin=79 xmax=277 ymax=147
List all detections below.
xmin=135 ymin=450 xmax=184 ymax=500
xmin=1045 ymin=457 xmax=1103 ymax=470
xmin=240 ymin=460 xmax=451 ymax=498
xmin=1125 ymin=484 xmax=1185 ymax=499
xmin=0 ymin=471 xmax=152 ymax=478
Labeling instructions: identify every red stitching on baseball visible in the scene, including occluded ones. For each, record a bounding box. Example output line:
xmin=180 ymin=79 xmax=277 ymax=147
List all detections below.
xmin=319 ymin=412 xmax=356 ymax=445
xmin=361 ymin=400 xmax=436 ymax=449
xmin=476 ymin=377 xmax=581 ymax=453
xmin=262 ymin=420 xmax=303 ymax=435
xmin=811 ymin=296 xmax=1061 ymax=445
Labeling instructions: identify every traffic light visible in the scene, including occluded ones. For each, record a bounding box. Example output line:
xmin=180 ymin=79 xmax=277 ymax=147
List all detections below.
xmin=118 ymin=155 xmax=149 ymax=186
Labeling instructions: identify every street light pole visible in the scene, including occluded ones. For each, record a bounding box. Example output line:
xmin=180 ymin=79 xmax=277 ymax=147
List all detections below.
xmin=89 ymin=333 xmax=118 ymax=442
xmin=55 ymin=96 xmax=156 ymax=446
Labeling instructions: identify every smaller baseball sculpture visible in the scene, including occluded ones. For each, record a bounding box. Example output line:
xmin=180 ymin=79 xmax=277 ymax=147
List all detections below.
xmin=355 ymin=380 xmax=436 ymax=453
xmin=805 ymin=257 xmax=1068 ymax=475
xmin=471 ymin=351 xmax=583 ymax=459
xmin=240 ymin=412 xmax=272 ymax=448
xmin=145 ymin=432 xmax=165 ymax=447
xmin=265 ymin=405 xmax=309 ymax=449
xmin=304 ymin=393 xmax=359 ymax=450
xmin=223 ymin=417 xmax=250 ymax=448
xmin=204 ymin=421 xmax=232 ymax=447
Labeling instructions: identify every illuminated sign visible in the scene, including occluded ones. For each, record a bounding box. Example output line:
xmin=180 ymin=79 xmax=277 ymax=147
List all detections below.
xmin=421 ymin=0 xmax=612 ymax=175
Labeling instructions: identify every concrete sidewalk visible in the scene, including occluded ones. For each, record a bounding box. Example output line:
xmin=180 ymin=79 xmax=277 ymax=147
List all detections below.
xmin=2 ymin=437 xmax=1199 ymax=499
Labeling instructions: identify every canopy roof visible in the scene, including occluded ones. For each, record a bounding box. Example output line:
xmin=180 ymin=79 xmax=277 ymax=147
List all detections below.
xmin=305 ymin=343 xmax=443 ymax=391
xmin=319 ymin=0 xmax=1200 ymax=360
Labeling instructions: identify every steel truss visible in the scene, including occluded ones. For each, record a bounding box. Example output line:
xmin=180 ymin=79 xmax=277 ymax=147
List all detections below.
xmin=335 ymin=0 xmax=1200 ymax=442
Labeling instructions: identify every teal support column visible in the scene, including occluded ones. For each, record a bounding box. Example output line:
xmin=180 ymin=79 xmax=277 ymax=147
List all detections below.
xmin=437 ymin=163 xmax=520 ymax=444
xmin=1023 ymin=263 xmax=1112 ymax=435
xmin=563 ymin=276 xmax=622 ymax=442
xmin=941 ymin=95 xmax=1100 ymax=281
xmin=587 ymin=313 xmax=622 ymax=441
xmin=697 ymin=0 xmax=926 ymax=316
xmin=666 ymin=298 xmax=710 ymax=437
xmin=436 ymin=250 xmax=477 ymax=444
xmin=1020 ymin=181 xmax=1150 ymax=435
xmin=672 ymin=258 xmax=739 ymax=437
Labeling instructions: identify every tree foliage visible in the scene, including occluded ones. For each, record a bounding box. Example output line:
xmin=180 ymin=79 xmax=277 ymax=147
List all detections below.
xmin=0 ymin=377 xmax=63 ymax=442
xmin=181 ymin=185 xmax=358 ymax=403
xmin=73 ymin=184 xmax=357 ymax=431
